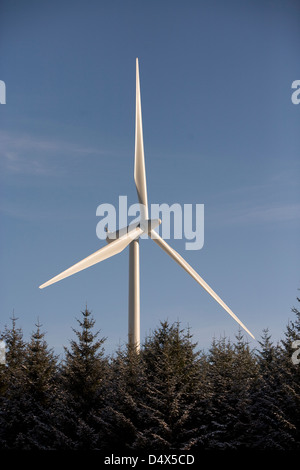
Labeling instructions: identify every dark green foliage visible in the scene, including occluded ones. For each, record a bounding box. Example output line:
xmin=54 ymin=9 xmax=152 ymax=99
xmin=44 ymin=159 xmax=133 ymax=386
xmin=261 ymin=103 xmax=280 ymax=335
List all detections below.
xmin=0 ymin=314 xmax=27 ymax=448
xmin=200 ymin=336 xmax=237 ymax=449
xmin=0 ymin=318 xmax=59 ymax=449
xmin=100 ymin=344 xmax=146 ymax=452
xmin=139 ymin=321 xmax=202 ymax=452
xmin=60 ymin=307 xmax=108 ymax=449
xmin=0 ymin=314 xmax=26 ymax=396
xmin=62 ymin=307 xmax=107 ymax=411
xmin=0 ymin=298 xmax=300 ymax=451
xmin=279 ymin=296 xmax=300 ymax=447
xmin=246 ymin=329 xmax=294 ymax=450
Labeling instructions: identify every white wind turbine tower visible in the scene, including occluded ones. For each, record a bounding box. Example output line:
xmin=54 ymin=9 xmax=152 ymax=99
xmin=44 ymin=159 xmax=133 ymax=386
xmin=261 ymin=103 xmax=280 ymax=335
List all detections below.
xmin=39 ymin=58 xmax=255 ymax=348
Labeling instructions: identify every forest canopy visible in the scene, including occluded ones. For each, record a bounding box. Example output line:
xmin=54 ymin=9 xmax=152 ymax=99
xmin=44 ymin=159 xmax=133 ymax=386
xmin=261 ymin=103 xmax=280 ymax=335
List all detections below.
xmin=0 ymin=296 xmax=299 ymax=452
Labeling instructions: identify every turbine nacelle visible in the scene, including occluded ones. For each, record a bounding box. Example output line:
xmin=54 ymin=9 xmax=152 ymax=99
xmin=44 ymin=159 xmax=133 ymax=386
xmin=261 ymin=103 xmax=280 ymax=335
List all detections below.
xmin=140 ymin=218 xmax=161 ymax=234
xmin=105 ymin=218 xmax=162 ymax=244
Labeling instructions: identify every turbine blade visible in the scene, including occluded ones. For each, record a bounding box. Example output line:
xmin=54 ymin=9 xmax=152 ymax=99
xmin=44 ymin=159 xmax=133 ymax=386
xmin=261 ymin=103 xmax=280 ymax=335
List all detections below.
xmin=150 ymin=230 xmax=255 ymax=339
xmin=134 ymin=58 xmax=148 ymax=220
xmin=39 ymin=226 xmax=144 ymax=289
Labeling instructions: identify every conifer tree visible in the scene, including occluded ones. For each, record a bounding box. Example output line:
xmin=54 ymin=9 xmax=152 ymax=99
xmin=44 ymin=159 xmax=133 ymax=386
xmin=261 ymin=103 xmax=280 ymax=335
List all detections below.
xmin=16 ymin=320 xmax=60 ymax=449
xmin=0 ymin=313 xmax=26 ymax=395
xmin=24 ymin=320 xmax=58 ymax=403
xmin=100 ymin=343 xmax=146 ymax=453
xmin=61 ymin=307 xmax=107 ymax=449
xmin=202 ymin=336 xmax=235 ymax=449
xmin=139 ymin=321 xmax=201 ymax=452
xmin=0 ymin=319 xmax=60 ymax=449
xmin=63 ymin=307 xmax=107 ymax=409
xmin=0 ymin=315 xmax=27 ymax=448
xmin=248 ymin=328 xmax=294 ymax=450
xmin=1 ymin=313 xmax=26 ymax=370
xmin=282 ymin=294 xmax=300 ymax=356
xmin=228 ymin=329 xmax=259 ymax=448
xmin=182 ymin=347 xmax=211 ymax=452
xmin=279 ymin=295 xmax=300 ymax=448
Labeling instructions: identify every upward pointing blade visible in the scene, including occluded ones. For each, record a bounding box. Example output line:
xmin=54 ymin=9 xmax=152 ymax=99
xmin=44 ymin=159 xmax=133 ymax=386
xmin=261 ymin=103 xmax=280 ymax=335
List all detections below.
xmin=150 ymin=230 xmax=255 ymax=339
xmin=134 ymin=58 xmax=148 ymax=220
xmin=39 ymin=226 xmax=144 ymax=289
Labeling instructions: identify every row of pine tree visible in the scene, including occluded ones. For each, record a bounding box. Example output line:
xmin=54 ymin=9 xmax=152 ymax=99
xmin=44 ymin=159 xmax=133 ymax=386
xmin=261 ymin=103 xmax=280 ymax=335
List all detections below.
xmin=0 ymin=297 xmax=299 ymax=452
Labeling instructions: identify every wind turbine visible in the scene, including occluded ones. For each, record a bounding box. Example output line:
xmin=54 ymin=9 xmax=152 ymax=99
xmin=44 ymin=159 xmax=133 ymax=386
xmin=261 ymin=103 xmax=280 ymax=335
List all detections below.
xmin=39 ymin=58 xmax=255 ymax=348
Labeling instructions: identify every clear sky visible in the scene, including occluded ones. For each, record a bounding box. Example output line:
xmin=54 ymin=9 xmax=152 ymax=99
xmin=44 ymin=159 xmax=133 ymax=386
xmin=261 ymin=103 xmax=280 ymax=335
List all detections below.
xmin=0 ymin=0 xmax=299 ymax=357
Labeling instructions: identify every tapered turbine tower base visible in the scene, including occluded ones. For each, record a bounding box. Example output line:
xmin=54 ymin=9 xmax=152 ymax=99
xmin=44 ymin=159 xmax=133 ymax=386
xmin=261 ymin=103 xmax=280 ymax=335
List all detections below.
xmin=128 ymin=239 xmax=140 ymax=350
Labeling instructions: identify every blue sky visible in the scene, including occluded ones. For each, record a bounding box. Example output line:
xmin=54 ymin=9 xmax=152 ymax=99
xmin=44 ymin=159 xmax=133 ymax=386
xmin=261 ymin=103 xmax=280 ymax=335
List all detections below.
xmin=0 ymin=0 xmax=299 ymax=357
